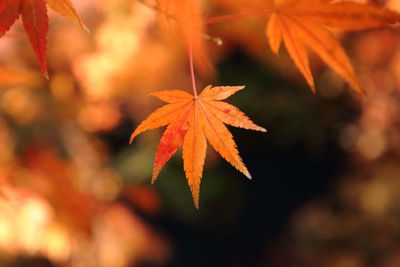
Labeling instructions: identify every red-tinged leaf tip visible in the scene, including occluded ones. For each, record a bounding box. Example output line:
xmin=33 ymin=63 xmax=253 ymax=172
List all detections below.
xmin=43 ymin=71 xmax=49 ymax=80
xmin=129 ymin=101 xmax=193 ymax=145
xmin=129 ymin=134 xmax=135 ymax=145
xmin=151 ymin=119 xmax=187 ymax=183
xmin=21 ymin=0 xmax=49 ymax=77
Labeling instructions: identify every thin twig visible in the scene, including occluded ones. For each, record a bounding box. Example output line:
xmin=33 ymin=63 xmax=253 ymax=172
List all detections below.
xmin=138 ymin=0 xmax=177 ymax=21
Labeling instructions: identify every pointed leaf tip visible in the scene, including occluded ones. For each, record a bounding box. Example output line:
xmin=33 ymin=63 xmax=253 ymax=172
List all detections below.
xmin=45 ymin=0 xmax=88 ymax=32
xmin=245 ymin=171 xmax=252 ymax=180
xmin=82 ymin=24 xmax=90 ymax=33
xmin=310 ymin=84 xmax=316 ymax=94
xmin=150 ymin=90 xmax=193 ymax=103
xmin=129 ymin=134 xmax=135 ymax=144
xmin=200 ymin=85 xmax=246 ymax=100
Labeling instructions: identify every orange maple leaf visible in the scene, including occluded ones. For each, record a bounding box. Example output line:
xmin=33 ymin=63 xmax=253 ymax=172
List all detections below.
xmin=130 ymin=86 xmax=266 ymax=208
xmin=0 ymin=0 xmax=86 ymax=76
xmin=266 ymin=0 xmax=400 ymax=93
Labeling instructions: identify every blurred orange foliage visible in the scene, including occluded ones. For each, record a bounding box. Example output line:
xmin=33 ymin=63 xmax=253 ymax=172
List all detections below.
xmin=1 ymin=0 xmax=400 ymax=266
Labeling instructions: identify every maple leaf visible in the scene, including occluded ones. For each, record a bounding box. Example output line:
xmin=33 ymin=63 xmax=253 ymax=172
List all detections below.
xmin=0 ymin=0 xmax=86 ymax=76
xmin=156 ymin=0 xmax=214 ymax=76
xmin=130 ymin=86 xmax=266 ymax=208
xmin=266 ymin=0 xmax=400 ymax=93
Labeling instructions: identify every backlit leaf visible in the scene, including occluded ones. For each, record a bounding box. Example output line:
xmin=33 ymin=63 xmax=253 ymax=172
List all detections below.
xmin=130 ymin=86 xmax=266 ymax=208
xmin=21 ymin=0 xmax=49 ymax=76
xmin=266 ymin=0 xmax=400 ymax=93
xmin=0 ymin=0 xmax=85 ymax=75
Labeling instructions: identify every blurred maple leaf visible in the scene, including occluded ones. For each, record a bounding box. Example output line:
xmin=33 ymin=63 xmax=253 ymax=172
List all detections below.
xmin=0 ymin=0 xmax=86 ymax=76
xmin=266 ymin=0 xmax=400 ymax=93
xmin=156 ymin=0 xmax=214 ymax=76
xmin=130 ymin=85 xmax=266 ymax=208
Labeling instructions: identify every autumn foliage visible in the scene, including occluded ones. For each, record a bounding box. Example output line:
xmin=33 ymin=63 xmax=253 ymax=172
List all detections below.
xmin=130 ymin=86 xmax=266 ymax=208
xmin=266 ymin=0 xmax=400 ymax=93
xmin=130 ymin=0 xmax=400 ymax=206
xmin=3 ymin=0 xmax=400 ymax=266
xmin=0 ymin=0 xmax=86 ymax=76
xmin=2 ymin=0 xmax=400 ymax=208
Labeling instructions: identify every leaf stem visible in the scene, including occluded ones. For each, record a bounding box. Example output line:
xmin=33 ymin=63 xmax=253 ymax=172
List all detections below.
xmin=204 ymin=9 xmax=273 ymax=24
xmin=138 ymin=0 xmax=176 ymax=21
xmin=188 ymin=40 xmax=198 ymax=98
